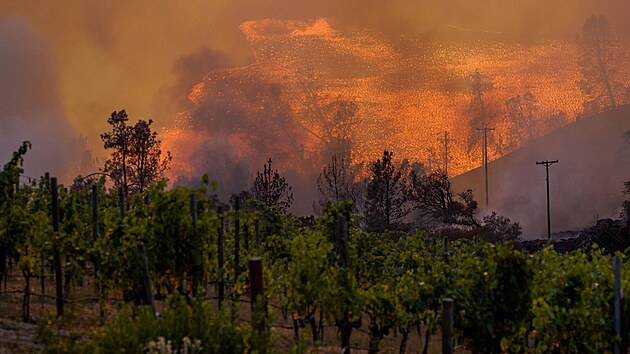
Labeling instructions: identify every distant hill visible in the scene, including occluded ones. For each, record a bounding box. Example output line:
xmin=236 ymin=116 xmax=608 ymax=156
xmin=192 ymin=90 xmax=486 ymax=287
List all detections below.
xmin=452 ymin=105 xmax=630 ymax=239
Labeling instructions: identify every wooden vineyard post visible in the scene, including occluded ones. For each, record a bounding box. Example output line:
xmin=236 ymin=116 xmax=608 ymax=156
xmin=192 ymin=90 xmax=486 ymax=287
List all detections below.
xmin=22 ymin=257 xmax=30 ymax=321
xmin=234 ymin=196 xmax=241 ymax=287
xmin=1 ymin=246 xmax=5 ymax=292
xmin=217 ymin=207 xmax=225 ymax=307
xmin=190 ymin=193 xmax=198 ymax=231
xmin=40 ymin=254 xmax=45 ymax=296
xmin=614 ymin=256 xmax=623 ymax=354
xmin=91 ymin=184 xmax=99 ymax=238
xmin=139 ymin=243 xmax=158 ymax=317
xmin=248 ymin=257 xmax=266 ymax=334
xmin=335 ymin=217 xmax=352 ymax=354
xmin=116 ymin=186 xmax=126 ymax=306
xmin=255 ymin=218 xmax=260 ymax=250
xmin=243 ymin=222 xmax=250 ymax=254
xmin=442 ymin=297 xmax=454 ymax=354
xmin=40 ymin=173 xmax=51 ymax=295
xmin=51 ymin=177 xmax=64 ymax=317
xmin=190 ymin=193 xmax=198 ymax=296
xmin=18 ymin=176 xmax=29 ymax=321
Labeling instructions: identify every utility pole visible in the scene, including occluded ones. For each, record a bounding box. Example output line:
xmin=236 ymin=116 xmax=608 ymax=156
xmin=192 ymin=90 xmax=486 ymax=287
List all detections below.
xmin=477 ymin=127 xmax=495 ymax=207
xmin=441 ymin=131 xmax=455 ymax=177
xmin=536 ymin=160 xmax=558 ymax=240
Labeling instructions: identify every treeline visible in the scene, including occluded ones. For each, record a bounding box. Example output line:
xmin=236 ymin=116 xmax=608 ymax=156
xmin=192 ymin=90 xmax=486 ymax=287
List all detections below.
xmin=1 ymin=141 xmax=630 ymax=353
xmin=71 ymin=109 xmax=521 ymax=244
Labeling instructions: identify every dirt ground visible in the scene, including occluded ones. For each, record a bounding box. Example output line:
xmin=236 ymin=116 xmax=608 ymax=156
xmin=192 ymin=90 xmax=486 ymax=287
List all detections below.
xmin=0 ymin=271 xmax=470 ymax=353
xmin=0 ymin=318 xmax=41 ymax=353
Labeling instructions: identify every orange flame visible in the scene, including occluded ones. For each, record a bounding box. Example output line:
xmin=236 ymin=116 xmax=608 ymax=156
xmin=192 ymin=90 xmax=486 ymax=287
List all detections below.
xmin=163 ymin=18 xmax=628 ymax=184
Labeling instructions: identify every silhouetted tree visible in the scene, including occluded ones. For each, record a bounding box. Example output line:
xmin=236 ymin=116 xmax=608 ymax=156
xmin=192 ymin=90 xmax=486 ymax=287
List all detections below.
xmin=250 ymin=158 xmax=294 ymax=213
xmin=504 ymin=91 xmax=539 ymax=149
xmin=71 ymin=134 xmax=99 ymax=178
xmin=291 ymin=66 xmax=360 ymax=162
xmin=320 ymin=100 xmax=357 ymax=160
xmin=577 ymin=15 xmax=624 ymax=113
xmin=315 ymin=154 xmax=362 ymax=213
xmin=100 ymin=110 xmax=171 ymax=198
xmin=363 ymin=151 xmax=410 ymax=232
xmin=409 ymin=170 xmax=479 ymax=227
xmin=477 ymin=212 xmax=522 ymax=242
xmin=467 ymin=70 xmax=496 ymax=151
xmin=0 ymin=141 xmax=30 ymax=200
xmin=69 ymin=135 xmax=101 ymax=192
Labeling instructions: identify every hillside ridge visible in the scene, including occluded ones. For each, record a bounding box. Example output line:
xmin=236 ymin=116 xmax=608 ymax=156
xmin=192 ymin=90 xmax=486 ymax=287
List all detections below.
xmin=452 ymin=105 xmax=630 ymax=239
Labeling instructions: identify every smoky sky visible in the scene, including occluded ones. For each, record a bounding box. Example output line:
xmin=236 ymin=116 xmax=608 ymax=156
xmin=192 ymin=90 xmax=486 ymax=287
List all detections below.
xmin=3 ymin=0 xmax=630 ymax=148
xmin=3 ymin=1 xmax=630 ymax=217
xmin=152 ymin=47 xmax=230 ymax=121
xmin=0 ymin=16 xmax=78 ymax=180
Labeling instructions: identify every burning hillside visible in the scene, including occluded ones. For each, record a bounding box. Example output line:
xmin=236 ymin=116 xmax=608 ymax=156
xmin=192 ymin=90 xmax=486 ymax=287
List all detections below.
xmin=162 ymin=17 xmax=629 ymax=202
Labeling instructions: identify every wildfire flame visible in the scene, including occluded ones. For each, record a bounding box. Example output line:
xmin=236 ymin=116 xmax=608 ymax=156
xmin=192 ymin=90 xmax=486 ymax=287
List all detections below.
xmin=162 ymin=18 xmax=628 ymax=187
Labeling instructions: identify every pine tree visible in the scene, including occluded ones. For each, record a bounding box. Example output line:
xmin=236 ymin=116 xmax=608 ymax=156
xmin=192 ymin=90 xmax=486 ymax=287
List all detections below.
xmin=250 ymin=158 xmax=294 ymax=213
xmin=100 ymin=110 xmax=171 ymax=198
xmin=363 ymin=151 xmax=409 ymax=232
xmin=577 ymin=15 xmax=623 ymax=113
xmin=315 ymin=154 xmax=362 ymax=213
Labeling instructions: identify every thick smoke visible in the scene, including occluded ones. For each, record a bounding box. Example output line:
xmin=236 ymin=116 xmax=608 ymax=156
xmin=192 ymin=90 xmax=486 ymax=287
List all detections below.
xmin=3 ymin=1 xmax=630 ymax=217
xmin=163 ymin=65 xmax=310 ymax=203
xmin=0 ymin=17 xmax=79 ymax=181
xmin=4 ymin=0 xmax=630 ymax=143
xmin=153 ymin=48 xmax=230 ymax=121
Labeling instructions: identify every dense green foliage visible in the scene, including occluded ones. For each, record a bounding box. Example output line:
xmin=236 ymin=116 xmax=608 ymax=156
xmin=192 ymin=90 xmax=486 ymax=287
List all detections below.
xmin=40 ymin=294 xmax=254 ymax=354
xmin=1 ymin=144 xmax=629 ymax=353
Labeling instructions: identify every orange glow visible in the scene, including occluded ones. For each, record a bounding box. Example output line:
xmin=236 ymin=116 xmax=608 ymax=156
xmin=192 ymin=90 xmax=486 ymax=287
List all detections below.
xmin=163 ymin=18 xmax=629 ymax=182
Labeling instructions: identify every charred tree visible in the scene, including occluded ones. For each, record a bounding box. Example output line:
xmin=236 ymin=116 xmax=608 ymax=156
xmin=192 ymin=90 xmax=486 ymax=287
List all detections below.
xmin=577 ymin=15 xmax=624 ymax=113
xmin=409 ymin=170 xmax=479 ymax=228
xmin=503 ymin=91 xmax=539 ymax=150
xmin=363 ymin=151 xmax=410 ymax=232
xmin=467 ymin=70 xmax=495 ymax=151
xmin=315 ymin=154 xmax=362 ymax=213
xmin=290 ymin=66 xmax=361 ymax=163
